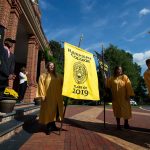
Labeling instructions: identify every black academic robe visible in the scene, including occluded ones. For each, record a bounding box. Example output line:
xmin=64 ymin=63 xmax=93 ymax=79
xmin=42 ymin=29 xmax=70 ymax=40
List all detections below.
xmin=0 ymin=46 xmax=15 ymax=89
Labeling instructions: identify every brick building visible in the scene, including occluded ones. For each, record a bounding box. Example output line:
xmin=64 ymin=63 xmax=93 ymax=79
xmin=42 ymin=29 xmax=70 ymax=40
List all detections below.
xmin=0 ymin=0 xmax=50 ymax=102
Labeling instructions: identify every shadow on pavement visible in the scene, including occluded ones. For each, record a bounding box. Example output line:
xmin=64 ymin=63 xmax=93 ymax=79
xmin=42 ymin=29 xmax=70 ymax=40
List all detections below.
xmin=22 ymin=120 xmax=42 ymax=133
xmin=0 ymin=120 xmax=40 ymax=150
xmin=23 ymin=120 xmax=67 ymax=135
xmin=64 ymin=118 xmax=150 ymax=149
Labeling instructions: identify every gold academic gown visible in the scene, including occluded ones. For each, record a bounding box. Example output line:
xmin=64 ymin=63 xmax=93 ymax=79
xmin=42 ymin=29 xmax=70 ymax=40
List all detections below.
xmin=144 ymin=69 xmax=150 ymax=96
xmin=36 ymin=73 xmax=64 ymax=125
xmin=107 ymin=74 xmax=134 ymax=119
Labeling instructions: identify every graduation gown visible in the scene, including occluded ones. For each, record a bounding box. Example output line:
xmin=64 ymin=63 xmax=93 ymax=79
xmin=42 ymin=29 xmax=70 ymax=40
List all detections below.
xmin=107 ymin=74 xmax=134 ymax=119
xmin=36 ymin=72 xmax=64 ymax=124
xmin=144 ymin=69 xmax=150 ymax=96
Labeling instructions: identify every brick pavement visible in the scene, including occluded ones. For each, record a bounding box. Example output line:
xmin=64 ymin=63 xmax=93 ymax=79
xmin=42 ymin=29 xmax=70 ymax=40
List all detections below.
xmin=69 ymin=106 xmax=150 ymax=150
xmin=2 ymin=105 xmax=150 ymax=150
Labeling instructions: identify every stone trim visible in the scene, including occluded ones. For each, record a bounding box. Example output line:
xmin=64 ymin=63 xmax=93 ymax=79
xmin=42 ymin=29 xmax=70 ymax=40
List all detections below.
xmin=19 ymin=0 xmax=49 ymax=51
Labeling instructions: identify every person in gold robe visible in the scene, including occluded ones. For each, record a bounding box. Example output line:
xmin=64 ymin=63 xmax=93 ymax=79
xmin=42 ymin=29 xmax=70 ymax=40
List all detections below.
xmin=106 ymin=66 xmax=134 ymax=129
xmin=36 ymin=62 xmax=64 ymax=134
xmin=144 ymin=59 xmax=150 ymax=97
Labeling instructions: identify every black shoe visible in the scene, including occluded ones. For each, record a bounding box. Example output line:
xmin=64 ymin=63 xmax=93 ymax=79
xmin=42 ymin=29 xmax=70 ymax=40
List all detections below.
xmin=124 ymin=124 xmax=130 ymax=129
xmin=52 ymin=122 xmax=59 ymax=131
xmin=46 ymin=127 xmax=52 ymax=135
xmin=117 ymin=125 xmax=121 ymax=130
xmin=53 ymin=125 xmax=59 ymax=131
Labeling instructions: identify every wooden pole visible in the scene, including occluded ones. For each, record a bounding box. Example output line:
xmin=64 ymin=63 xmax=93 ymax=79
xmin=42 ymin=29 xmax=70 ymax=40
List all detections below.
xmin=59 ymin=97 xmax=68 ymax=134
xmin=60 ymin=35 xmax=84 ymax=134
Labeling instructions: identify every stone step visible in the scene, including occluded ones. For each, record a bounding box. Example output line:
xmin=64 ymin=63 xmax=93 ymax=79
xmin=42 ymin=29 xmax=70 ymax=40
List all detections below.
xmin=0 ymin=110 xmax=39 ymax=144
xmin=0 ymin=120 xmax=40 ymax=149
xmin=15 ymin=102 xmax=35 ymax=109
xmin=15 ymin=105 xmax=40 ymax=115
xmin=0 ymin=102 xmax=40 ymax=143
xmin=0 ymin=105 xmax=40 ymax=124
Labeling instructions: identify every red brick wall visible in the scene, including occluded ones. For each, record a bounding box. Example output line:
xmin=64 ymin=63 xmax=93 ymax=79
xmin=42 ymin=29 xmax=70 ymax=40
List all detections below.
xmin=0 ymin=0 xmax=44 ymax=102
xmin=6 ymin=10 xmax=19 ymax=45
xmin=0 ymin=0 xmax=11 ymax=27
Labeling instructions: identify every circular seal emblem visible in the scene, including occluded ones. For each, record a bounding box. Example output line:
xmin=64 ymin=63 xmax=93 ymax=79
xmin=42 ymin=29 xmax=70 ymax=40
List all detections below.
xmin=73 ymin=62 xmax=88 ymax=84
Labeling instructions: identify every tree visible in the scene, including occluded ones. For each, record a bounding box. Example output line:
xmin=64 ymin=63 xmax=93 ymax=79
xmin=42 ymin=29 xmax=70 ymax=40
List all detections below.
xmin=134 ymin=77 xmax=147 ymax=103
xmin=44 ymin=40 xmax=64 ymax=75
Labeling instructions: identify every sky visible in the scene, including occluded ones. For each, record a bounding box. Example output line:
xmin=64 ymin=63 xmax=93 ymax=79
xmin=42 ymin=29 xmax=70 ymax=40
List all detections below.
xmin=39 ymin=0 xmax=150 ymax=74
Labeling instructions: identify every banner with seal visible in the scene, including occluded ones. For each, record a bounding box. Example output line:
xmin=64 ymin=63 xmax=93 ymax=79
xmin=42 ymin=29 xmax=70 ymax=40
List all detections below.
xmin=62 ymin=42 xmax=100 ymax=100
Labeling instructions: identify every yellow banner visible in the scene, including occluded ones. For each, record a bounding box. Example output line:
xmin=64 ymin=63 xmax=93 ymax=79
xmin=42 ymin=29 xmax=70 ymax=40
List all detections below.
xmin=62 ymin=42 xmax=100 ymax=100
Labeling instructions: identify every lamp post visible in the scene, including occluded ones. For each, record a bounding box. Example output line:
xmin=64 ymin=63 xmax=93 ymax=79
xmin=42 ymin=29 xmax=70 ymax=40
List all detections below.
xmin=101 ymin=44 xmax=106 ymax=128
xmin=78 ymin=34 xmax=84 ymax=47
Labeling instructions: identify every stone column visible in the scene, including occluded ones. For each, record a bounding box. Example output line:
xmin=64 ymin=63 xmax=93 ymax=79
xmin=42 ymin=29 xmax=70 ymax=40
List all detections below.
xmin=6 ymin=11 xmax=20 ymax=45
xmin=24 ymin=35 xmax=39 ymax=102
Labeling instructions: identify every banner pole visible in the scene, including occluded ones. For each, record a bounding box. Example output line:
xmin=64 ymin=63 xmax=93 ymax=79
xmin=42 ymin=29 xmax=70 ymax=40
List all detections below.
xmin=78 ymin=34 xmax=83 ymax=47
xmin=60 ymin=37 xmax=84 ymax=134
xmin=101 ymin=44 xmax=106 ymax=128
xmin=59 ymin=97 xmax=68 ymax=134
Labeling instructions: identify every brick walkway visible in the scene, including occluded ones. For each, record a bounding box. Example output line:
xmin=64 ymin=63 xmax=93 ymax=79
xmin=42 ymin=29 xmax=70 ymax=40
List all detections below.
xmin=2 ymin=105 xmax=150 ymax=150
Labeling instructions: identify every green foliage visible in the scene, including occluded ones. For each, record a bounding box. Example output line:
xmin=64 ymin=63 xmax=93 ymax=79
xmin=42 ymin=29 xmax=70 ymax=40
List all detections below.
xmin=49 ymin=40 xmax=64 ymax=75
xmin=42 ymin=41 xmax=64 ymax=75
xmin=49 ymin=40 xmax=62 ymax=57
xmin=43 ymin=47 xmax=55 ymax=62
xmin=134 ymin=77 xmax=147 ymax=102
xmin=97 ymin=67 xmax=105 ymax=99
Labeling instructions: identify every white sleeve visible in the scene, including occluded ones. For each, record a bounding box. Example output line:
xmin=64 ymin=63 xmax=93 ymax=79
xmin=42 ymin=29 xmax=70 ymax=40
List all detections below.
xmin=19 ymin=72 xmax=26 ymax=79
